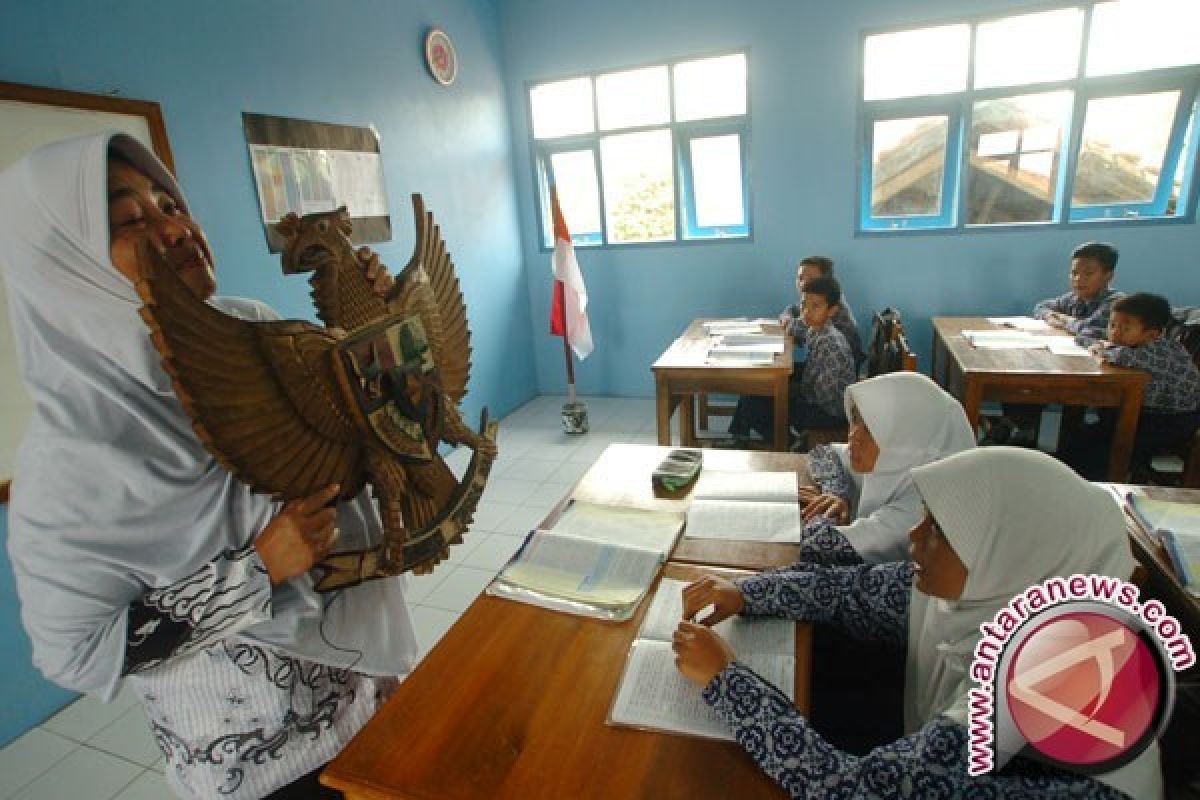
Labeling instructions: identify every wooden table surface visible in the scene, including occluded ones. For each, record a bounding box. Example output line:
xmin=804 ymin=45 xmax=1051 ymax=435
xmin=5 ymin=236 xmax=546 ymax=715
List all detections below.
xmin=321 ymin=444 xmax=813 ymax=800
xmin=931 ymin=317 xmax=1148 ymax=480
xmin=652 ymin=320 xmax=794 ymax=452
xmin=570 ymin=443 xmax=810 ymax=571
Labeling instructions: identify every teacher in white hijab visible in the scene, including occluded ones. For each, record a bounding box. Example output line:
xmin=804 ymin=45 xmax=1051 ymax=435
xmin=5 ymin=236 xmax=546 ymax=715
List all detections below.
xmin=798 ymin=371 xmax=976 ymax=563
xmin=676 ymin=447 xmax=1160 ymax=799
xmin=0 ymin=132 xmax=417 ymax=799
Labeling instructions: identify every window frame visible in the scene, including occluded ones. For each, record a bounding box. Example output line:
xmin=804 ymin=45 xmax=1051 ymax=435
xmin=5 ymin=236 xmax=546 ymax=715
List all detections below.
xmin=527 ymin=49 xmax=753 ymax=252
xmin=857 ymin=2 xmax=1200 ymax=235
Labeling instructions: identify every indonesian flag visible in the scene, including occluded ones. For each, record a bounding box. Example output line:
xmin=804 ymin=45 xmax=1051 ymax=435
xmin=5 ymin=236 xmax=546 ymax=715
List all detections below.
xmin=549 ymin=188 xmax=594 ymax=360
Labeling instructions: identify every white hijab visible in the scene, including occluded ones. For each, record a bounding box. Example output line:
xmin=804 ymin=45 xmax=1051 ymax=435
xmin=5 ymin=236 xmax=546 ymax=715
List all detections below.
xmin=830 ymin=371 xmax=976 ymax=562
xmin=0 ymin=132 xmax=416 ymax=701
xmin=909 ymin=447 xmax=1160 ymax=799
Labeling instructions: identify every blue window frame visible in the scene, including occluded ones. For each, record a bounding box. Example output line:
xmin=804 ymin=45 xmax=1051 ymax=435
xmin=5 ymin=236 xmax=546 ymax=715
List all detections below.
xmin=858 ymin=3 xmax=1200 ymax=234
xmin=528 ymin=51 xmax=752 ymax=250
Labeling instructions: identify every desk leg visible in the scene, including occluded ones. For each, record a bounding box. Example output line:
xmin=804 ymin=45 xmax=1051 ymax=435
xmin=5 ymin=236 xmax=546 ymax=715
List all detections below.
xmin=963 ymin=379 xmax=984 ymax=441
xmin=772 ymin=379 xmax=789 ymax=452
xmin=931 ymin=331 xmax=943 ymax=386
xmin=1107 ymin=386 xmax=1143 ymax=482
xmin=655 ymin=375 xmax=672 ymax=446
xmin=680 ymin=394 xmax=697 ymax=447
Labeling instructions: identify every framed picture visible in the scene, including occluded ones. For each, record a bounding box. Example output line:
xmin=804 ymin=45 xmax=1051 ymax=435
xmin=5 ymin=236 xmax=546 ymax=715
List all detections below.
xmin=0 ymin=80 xmax=175 ymax=502
xmin=424 ymin=28 xmax=458 ymax=86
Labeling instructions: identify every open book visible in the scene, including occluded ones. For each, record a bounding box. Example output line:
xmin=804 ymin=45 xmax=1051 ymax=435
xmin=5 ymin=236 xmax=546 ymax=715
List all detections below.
xmin=488 ymin=501 xmax=686 ymax=619
xmin=1128 ymin=493 xmax=1200 ymax=596
xmin=685 ymin=470 xmax=802 ymax=542
xmin=608 ymin=577 xmax=795 ymax=740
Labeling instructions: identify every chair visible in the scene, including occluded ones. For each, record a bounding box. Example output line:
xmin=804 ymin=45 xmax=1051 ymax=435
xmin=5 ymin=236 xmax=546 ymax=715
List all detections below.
xmin=1145 ymin=307 xmax=1200 ymax=488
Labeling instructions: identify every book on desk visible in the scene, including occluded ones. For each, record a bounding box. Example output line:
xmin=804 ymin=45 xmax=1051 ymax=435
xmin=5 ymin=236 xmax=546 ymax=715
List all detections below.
xmin=486 ymin=500 xmax=685 ymax=620
xmin=608 ymin=576 xmax=795 ymax=740
xmin=1127 ymin=493 xmax=1200 ymax=597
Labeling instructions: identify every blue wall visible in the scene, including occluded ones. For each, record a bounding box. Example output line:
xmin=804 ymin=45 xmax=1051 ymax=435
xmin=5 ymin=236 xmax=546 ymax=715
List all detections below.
xmin=0 ymin=507 xmax=77 ymax=746
xmin=0 ymin=0 xmax=533 ymax=744
xmin=498 ymin=0 xmax=1200 ymax=396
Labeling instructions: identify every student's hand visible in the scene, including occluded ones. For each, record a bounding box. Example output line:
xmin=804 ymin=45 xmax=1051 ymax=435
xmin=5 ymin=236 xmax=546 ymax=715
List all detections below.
xmin=1088 ymin=341 xmax=1107 ymax=358
xmin=682 ymin=575 xmax=745 ymax=626
xmin=356 ymin=246 xmax=394 ymax=297
xmin=255 ymin=484 xmax=340 ymax=585
xmin=801 ymin=491 xmax=849 ymax=523
xmin=1044 ymin=311 xmax=1071 ymax=330
xmin=673 ymin=621 xmax=737 ymax=687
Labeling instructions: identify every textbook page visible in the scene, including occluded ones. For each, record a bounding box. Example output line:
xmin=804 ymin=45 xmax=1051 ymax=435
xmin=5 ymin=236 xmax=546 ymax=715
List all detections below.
xmin=609 ymin=640 xmax=794 ymax=740
xmin=692 ymin=470 xmax=798 ymax=503
xmin=1129 ymin=495 xmax=1200 ymax=538
xmin=549 ymin=501 xmax=685 ymax=555
xmin=639 ymin=578 xmax=794 ymax=657
xmin=686 ymin=498 xmax=802 ymax=541
xmin=498 ymin=530 xmax=663 ymax=608
xmin=987 ymin=316 xmax=1053 ymax=332
xmin=715 ymin=334 xmax=786 ymax=352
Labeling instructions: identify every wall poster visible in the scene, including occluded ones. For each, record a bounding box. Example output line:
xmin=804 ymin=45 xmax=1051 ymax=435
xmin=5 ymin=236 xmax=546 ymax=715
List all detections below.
xmin=243 ymin=112 xmax=391 ymax=253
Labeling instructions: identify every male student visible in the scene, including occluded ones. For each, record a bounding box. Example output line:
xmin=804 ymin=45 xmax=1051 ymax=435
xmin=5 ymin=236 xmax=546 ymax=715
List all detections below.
xmin=780 ymin=256 xmax=863 ymax=365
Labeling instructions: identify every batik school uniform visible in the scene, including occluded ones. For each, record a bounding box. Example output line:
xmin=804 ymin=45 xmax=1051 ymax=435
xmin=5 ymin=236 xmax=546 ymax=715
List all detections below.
xmin=1033 ymin=286 xmax=1121 ymax=341
xmin=700 ymin=448 xmax=1160 ymax=800
xmin=728 ymin=321 xmax=855 ymax=442
xmin=702 ymin=562 xmax=1130 ymax=800
xmin=780 ymin=299 xmax=864 ymax=367
xmin=791 ymin=323 xmax=855 ymax=431
xmin=787 ymin=372 xmax=974 ymax=565
xmin=1064 ymin=336 xmax=1200 ymax=479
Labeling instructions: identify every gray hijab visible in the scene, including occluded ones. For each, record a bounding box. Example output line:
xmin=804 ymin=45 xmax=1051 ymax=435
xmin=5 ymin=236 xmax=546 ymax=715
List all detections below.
xmin=0 ymin=132 xmax=416 ymax=700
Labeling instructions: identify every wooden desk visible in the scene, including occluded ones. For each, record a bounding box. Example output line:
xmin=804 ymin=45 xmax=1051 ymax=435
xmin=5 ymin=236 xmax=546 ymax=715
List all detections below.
xmin=652 ymin=320 xmax=794 ymax=451
xmin=322 ymin=445 xmax=813 ymax=800
xmin=931 ymin=317 xmax=1148 ymax=481
xmin=570 ymin=443 xmax=809 ymax=571
xmin=1102 ymin=483 xmax=1200 ymax=644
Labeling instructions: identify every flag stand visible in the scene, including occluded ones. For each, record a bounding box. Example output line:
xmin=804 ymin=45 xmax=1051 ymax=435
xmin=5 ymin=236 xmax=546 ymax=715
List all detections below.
xmin=560 ymin=324 xmax=588 ymax=434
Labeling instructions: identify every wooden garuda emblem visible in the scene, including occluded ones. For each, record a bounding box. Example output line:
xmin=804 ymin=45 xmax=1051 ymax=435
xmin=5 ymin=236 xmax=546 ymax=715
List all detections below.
xmin=134 ymin=195 xmax=498 ymax=590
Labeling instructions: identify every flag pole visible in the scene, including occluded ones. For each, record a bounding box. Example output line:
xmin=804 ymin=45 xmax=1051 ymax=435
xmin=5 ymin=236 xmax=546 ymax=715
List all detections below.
xmin=562 ymin=334 xmax=576 ymax=406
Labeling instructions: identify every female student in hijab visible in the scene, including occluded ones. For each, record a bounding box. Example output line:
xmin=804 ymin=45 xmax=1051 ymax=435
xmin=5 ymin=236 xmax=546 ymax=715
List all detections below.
xmin=795 ymin=371 xmax=976 ymax=565
xmin=0 ymin=132 xmax=417 ymax=799
xmin=674 ymin=447 xmax=1161 ymax=799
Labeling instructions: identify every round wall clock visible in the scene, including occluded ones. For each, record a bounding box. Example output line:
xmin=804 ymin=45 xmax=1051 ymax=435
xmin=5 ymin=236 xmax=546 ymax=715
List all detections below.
xmin=425 ymin=28 xmax=458 ymax=86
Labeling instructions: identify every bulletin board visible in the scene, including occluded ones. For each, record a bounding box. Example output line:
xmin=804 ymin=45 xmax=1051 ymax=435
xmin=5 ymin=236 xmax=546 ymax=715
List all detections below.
xmin=0 ymin=80 xmax=175 ymax=502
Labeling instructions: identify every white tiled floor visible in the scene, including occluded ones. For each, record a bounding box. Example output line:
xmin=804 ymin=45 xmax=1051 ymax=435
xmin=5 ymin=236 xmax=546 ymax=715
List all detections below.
xmin=0 ymin=394 xmax=659 ymax=799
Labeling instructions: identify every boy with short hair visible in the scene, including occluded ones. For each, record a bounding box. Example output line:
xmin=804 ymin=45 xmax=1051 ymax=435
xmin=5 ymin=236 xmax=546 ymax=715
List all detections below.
xmin=1033 ymin=241 xmax=1122 ymax=341
xmin=728 ymin=276 xmax=855 ymax=444
xmin=995 ymin=241 xmax=1125 ymax=446
xmin=779 ymin=255 xmax=863 ymax=365
xmin=1063 ymin=292 xmax=1200 ymax=479
xmin=791 ymin=275 xmax=857 ymax=432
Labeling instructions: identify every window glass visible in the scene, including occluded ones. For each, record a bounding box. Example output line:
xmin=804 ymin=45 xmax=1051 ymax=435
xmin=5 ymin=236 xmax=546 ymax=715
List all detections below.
xmin=530 ymin=78 xmax=594 ymax=139
xmin=548 ymin=150 xmax=602 ymax=244
xmin=600 ymin=130 xmax=675 ymax=242
xmin=596 ymin=66 xmax=670 ymax=131
xmin=974 ymin=9 xmax=1083 ymax=89
xmin=689 ymin=135 xmax=745 ymax=228
xmin=674 ymin=54 xmax=748 ymax=121
xmin=1087 ymin=0 xmax=1200 ymax=77
xmin=863 ymin=25 xmax=970 ymax=101
xmin=967 ymin=91 xmax=1072 ymax=224
xmin=1073 ymin=91 xmax=1180 ymax=207
xmin=870 ymin=116 xmax=950 ymax=216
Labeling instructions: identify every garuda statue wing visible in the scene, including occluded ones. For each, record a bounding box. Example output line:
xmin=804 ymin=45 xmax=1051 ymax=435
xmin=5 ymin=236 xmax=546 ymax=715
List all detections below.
xmin=133 ymin=242 xmax=367 ymax=503
xmin=387 ymin=194 xmax=472 ymax=404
